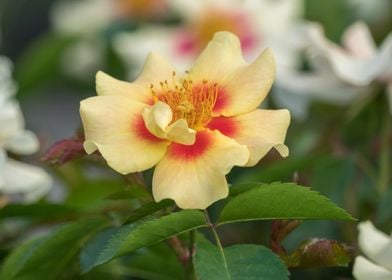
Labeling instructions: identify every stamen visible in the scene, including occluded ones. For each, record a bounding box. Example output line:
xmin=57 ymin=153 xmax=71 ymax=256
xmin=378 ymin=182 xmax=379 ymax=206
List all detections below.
xmin=150 ymin=74 xmax=219 ymax=129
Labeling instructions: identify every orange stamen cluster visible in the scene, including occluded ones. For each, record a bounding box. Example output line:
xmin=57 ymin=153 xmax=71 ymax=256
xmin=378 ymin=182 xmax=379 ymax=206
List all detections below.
xmin=151 ymin=72 xmax=218 ymax=130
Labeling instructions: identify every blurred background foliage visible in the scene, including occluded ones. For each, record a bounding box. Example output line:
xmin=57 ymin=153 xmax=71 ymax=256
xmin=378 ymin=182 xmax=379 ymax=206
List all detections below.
xmin=0 ymin=0 xmax=391 ymax=279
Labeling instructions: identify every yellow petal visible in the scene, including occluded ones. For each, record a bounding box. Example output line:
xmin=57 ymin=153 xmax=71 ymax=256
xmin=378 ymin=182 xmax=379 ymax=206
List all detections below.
xmin=207 ymin=109 xmax=290 ymax=166
xmin=142 ymin=102 xmax=196 ymax=145
xmin=218 ymin=48 xmax=276 ymax=116
xmin=142 ymin=101 xmax=173 ymax=138
xmin=166 ymin=119 xmax=196 ymax=145
xmin=80 ymin=95 xmax=168 ymax=174
xmin=134 ymin=52 xmax=178 ymax=87
xmin=152 ymin=129 xmax=249 ymax=209
xmin=96 ymin=71 xmax=151 ymax=103
xmin=187 ymin=32 xmax=276 ymax=116
xmin=188 ymin=31 xmax=246 ymax=83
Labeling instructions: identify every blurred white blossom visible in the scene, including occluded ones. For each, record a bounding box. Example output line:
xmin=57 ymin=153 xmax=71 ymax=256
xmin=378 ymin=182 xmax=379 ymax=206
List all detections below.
xmin=114 ymin=0 xmax=303 ymax=77
xmin=50 ymin=0 xmax=169 ymax=81
xmin=51 ymin=0 xmax=115 ymax=36
xmin=0 ymin=57 xmax=52 ymax=203
xmin=348 ymin=0 xmax=392 ymax=25
xmin=353 ymin=221 xmax=392 ymax=280
xmin=275 ymin=21 xmax=392 ymax=120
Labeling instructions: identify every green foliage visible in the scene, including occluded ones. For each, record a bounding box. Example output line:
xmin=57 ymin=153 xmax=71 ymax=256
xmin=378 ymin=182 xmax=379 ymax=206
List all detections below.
xmin=0 ymin=182 xmax=357 ymax=278
xmin=219 ymin=182 xmax=355 ymax=224
xmin=123 ymin=243 xmax=187 ymax=280
xmin=0 ymin=218 xmax=106 ymax=280
xmin=193 ymin=234 xmax=289 ymax=280
xmin=0 ymin=203 xmax=77 ymax=220
xmin=80 ymin=210 xmax=206 ymax=273
xmin=65 ymin=180 xmax=127 ymax=211
xmin=15 ymin=33 xmax=76 ymax=94
xmin=124 ymin=199 xmax=174 ymax=223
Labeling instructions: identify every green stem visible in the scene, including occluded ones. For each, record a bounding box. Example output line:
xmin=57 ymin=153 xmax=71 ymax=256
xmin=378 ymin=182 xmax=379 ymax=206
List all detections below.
xmin=378 ymin=106 xmax=391 ymax=194
xmin=204 ymin=210 xmax=231 ymax=280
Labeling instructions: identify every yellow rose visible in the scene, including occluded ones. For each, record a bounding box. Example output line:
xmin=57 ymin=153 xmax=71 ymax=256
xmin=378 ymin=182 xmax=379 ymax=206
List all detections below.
xmin=80 ymin=32 xmax=290 ymax=209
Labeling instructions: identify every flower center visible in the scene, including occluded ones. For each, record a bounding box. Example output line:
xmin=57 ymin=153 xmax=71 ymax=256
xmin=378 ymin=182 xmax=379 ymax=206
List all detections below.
xmin=151 ymin=73 xmax=218 ymax=130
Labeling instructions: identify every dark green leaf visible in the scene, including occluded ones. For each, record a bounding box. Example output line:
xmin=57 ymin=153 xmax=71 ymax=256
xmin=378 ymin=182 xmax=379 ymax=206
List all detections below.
xmin=193 ymin=235 xmax=289 ymax=280
xmin=233 ymin=156 xmax=317 ymax=184
xmin=0 ymin=203 xmax=77 ymax=220
xmin=66 ymin=180 xmax=125 ymax=211
xmin=125 ymin=199 xmax=174 ymax=223
xmin=219 ymin=182 xmax=355 ymax=225
xmin=228 ymin=182 xmax=263 ymax=197
xmin=80 ymin=210 xmax=206 ymax=273
xmin=0 ymin=218 xmax=106 ymax=280
xmin=104 ymin=185 xmax=151 ymax=200
xmin=124 ymin=243 xmax=186 ymax=280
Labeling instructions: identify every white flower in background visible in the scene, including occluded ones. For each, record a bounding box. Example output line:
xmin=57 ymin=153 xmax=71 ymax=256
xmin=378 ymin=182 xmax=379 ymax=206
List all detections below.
xmin=51 ymin=0 xmax=115 ymax=36
xmin=0 ymin=57 xmax=52 ymax=203
xmin=274 ymin=21 xmax=392 ymax=120
xmin=50 ymin=0 xmax=169 ymax=80
xmin=114 ymin=0 xmax=303 ymax=77
xmin=348 ymin=0 xmax=392 ymax=25
xmin=353 ymin=221 xmax=392 ymax=280
xmin=51 ymin=0 xmax=169 ymax=35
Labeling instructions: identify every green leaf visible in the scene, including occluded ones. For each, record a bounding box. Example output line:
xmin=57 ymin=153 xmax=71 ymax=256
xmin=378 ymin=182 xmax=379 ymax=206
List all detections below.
xmin=0 ymin=203 xmax=77 ymax=220
xmin=233 ymin=156 xmax=317 ymax=184
xmin=0 ymin=218 xmax=106 ymax=280
xmin=219 ymin=183 xmax=355 ymax=225
xmin=193 ymin=235 xmax=289 ymax=280
xmin=125 ymin=199 xmax=174 ymax=223
xmin=228 ymin=182 xmax=263 ymax=197
xmin=124 ymin=243 xmax=186 ymax=280
xmin=80 ymin=210 xmax=206 ymax=273
xmin=66 ymin=180 xmax=125 ymax=211
xmin=104 ymin=185 xmax=151 ymax=200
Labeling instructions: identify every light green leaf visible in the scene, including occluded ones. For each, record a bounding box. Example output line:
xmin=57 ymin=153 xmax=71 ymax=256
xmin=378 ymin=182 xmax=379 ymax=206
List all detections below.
xmin=219 ymin=183 xmax=355 ymax=225
xmin=80 ymin=210 xmax=206 ymax=273
xmin=0 ymin=218 xmax=105 ymax=280
xmin=193 ymin=235 xmax=289 ymax=280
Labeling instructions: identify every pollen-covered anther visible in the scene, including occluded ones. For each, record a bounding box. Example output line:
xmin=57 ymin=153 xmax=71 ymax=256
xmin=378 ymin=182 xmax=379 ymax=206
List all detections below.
xmin=153 ymin=75 xmax=219 ymax=129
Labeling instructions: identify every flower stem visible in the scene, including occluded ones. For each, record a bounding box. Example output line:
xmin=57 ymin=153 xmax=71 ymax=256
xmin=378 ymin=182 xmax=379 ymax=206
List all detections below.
xmin=204 ymin=210 xmax=231 ymax=280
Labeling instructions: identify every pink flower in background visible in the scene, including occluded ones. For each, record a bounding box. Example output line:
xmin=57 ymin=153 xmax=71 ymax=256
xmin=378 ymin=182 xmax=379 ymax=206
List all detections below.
xmin=114 ymin=0 xmax=303 ymax=77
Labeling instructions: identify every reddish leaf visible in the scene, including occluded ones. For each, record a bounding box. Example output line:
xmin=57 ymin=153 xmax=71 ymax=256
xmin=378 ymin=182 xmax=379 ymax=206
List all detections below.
xmin=284 ymin=238 xmax=354 ymax=268
xmin=42 ymin=136 xmax=86 ymax=166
